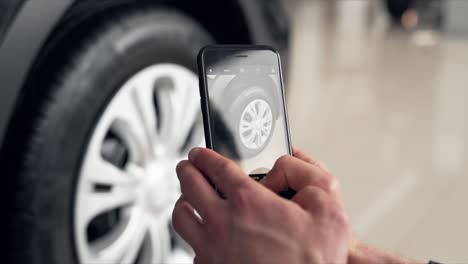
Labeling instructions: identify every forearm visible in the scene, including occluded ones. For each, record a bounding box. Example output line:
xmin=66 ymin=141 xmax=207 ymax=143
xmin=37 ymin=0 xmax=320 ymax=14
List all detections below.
xmin=348 ymin=240 xmax=423 ymax=264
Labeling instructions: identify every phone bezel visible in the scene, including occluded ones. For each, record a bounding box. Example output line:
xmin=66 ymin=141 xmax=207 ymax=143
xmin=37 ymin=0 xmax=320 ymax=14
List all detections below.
xmin=197 ymin=45 xmax=293 ymax=179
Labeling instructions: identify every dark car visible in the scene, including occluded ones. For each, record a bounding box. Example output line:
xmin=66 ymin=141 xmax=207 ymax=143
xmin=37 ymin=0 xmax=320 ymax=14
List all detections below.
xmin=0 ymin=1 xmax=289 ymax=263
xmin=386 ymin=0 xmax=443 ymax=28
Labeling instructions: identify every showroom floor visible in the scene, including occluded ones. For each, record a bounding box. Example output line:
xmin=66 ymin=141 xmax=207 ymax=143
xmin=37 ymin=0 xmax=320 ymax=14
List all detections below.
xmin=287 ymin=1 xmax=468 ymax=262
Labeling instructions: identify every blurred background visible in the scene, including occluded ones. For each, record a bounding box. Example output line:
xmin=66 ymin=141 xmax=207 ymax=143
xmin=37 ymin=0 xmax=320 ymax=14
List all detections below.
xmin=287 ymin=0 xmax=468 ymax=262
xmin=1 ymin=0 xmax=468 ymax=263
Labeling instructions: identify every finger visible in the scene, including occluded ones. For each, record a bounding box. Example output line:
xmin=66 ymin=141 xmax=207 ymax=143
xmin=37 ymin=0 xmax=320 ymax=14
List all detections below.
xmin=188 ymin=147 xmax=251 ymax=198
xmin=264 ymin=155 xmax=339 ymax=197
xmin=291 ymin=185 xmax=329 ymax=213
xmin=292 ymin=147 xmax=329 ymax=173
xmin=176 ymin=160 xmax=222 ymax=220
xmin=172 ymin=198 xmax=205 ymax=253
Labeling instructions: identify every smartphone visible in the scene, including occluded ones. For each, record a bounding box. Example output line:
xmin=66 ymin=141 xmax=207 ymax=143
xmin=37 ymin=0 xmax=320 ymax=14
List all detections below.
xmin=197 ymin=45 xmax=292 ymax=181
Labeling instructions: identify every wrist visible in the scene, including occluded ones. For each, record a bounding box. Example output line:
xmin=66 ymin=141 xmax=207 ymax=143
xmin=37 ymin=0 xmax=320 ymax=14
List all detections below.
xmin=348 ymin=240 xmax=422 ymax=264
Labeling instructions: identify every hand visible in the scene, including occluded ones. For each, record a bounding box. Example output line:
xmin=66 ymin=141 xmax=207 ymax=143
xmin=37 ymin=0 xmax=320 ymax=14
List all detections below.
xmin=264 ymin=148 xmax=421 ymax=264
xmin=263 ymin=148 xmax=342 ymax=205
xmin=172 ymin=147 xmax=351 ymax=264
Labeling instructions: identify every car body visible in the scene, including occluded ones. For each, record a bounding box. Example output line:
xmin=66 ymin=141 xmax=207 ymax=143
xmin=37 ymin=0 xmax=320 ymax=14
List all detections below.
xmin=0 ymin=1 xmax=290 ymax=263
xmin=0 ymin=0 xmax=289 ymax=152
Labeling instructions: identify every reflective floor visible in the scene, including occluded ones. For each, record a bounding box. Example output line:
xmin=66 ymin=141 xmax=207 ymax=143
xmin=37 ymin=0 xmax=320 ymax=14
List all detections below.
xmin=287 ymin=1 xmax=468 ymax=262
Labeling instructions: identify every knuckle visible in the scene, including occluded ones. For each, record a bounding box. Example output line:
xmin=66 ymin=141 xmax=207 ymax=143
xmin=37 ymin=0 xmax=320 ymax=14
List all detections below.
xmin=268 ymin=155 xmax=293 ymax=179
xmin=230 ymin=186 xmax=252 ymax=212
xmin=326 ymin=202 xmax=349 ymax=228
xmin=275 ymin=155 xmax=293 ymax=168
xmin=303 ymin=185 xmax=324 ymax=199
xmin=295 ymin=149 xmax=305 ymax=157
xmin=334 ymin=212 xmax=350 ymax=234
xmin=302 ymin=185 xmax=319 ymax=197
xmin=319 ymin=173 xmax=338 ymax=193
xmin=304 ymin=186 xmax=327 ymax=210
xmin=336 ymin=211 xmax=349 ymax=228
xmin=303 ymin=185 xmax=319 ymax=193
xmin=216 ymin=159 xmax=235 ymax=174
xmin=316 ymin=160 xmax=329 ymax=171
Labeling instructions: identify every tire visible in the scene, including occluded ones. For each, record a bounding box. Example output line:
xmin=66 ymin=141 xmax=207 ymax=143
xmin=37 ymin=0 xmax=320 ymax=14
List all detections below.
xmin=228 ymin=83 xmax=277 ymax=159
xmin=9 ymin=7 xmax=212 ymax=264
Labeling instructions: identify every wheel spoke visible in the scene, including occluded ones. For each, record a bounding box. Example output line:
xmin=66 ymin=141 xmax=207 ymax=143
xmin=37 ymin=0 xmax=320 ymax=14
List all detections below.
xmin=153 ymin=85 xmax=174 ymax=149
xmin=109 ymin=89 xmax=155 ymax=162
xmin=78 ymin=181 xmax=138 ymax=227
xmin=255 ymin=132 xmax=261 ymax=146
xmin=175 ymin=79 xmax=201 ymax=147
xmin=148 ymin=215 xmax=171 ymax=263
xmin=248 ymin=103 xmax=257 ymax=116
xmin=155 ymin=69 xmax=200 ymax=152
xmin=263 ymin=114 xmax=272 ymax=124
xmin=246 ymin=131 xmax=256 ymax=146
xmin=91 ymin=209 xmax=147 ymax=264
xmin=82 ymin=155 xmax=138 ymax=187
xmin=120 ymin=215 xmax=148 ymax=264
xmin=240 ymin=120 xmax=253 ymax=134
xmin=130 ymin=75 xmax=158 ymax=150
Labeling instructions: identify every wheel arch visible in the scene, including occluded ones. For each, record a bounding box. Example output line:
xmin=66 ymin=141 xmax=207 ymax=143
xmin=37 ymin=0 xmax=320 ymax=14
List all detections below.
xmin=222 ymin=74 xmax=281 ymax=118
xmin=0 ymin=0 xmax=263 ymax=157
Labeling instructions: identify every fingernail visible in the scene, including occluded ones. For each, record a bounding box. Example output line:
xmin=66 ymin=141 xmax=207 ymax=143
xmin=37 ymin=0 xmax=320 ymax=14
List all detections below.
xmin=188 ymin=148 xmax=201 ymax=162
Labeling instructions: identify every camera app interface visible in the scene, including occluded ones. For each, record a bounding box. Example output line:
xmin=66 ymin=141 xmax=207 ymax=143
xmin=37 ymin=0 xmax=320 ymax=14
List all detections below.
xmin=204 ymin=49 xmax=290 ymax=176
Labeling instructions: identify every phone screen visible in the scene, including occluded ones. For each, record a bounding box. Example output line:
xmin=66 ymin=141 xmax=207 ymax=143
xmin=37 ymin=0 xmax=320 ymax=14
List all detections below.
xmin=201 ymin=48 xmax=291 ymax=177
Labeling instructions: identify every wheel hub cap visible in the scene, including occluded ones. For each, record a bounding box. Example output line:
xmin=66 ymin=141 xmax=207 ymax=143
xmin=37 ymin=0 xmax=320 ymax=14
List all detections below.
xmin=239 ymin=99 xmax=273 ymax=149
xmin=143 ymin=161 xmax=174 ymax=213
xmin=74 ymin=64 xmax=202 ymax=264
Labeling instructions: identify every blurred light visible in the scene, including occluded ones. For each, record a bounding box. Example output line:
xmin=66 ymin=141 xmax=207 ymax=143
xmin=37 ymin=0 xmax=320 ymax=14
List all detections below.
xmin=411 ymin=30 xmax=440 ymax=47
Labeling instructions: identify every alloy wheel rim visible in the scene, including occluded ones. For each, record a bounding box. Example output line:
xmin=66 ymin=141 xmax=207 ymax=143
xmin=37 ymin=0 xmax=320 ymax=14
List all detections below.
xmin=74 ymin=63 xmax=202 ymax=264
xmin=239 ymin=99 xmax=273 ymax=150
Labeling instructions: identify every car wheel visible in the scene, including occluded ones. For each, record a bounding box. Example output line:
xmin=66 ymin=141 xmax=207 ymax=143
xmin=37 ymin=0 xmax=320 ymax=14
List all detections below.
xmin=229 ymin=86 xmax=276 ymax=158
xmin=9 ymin=7 xmax=212 ymax=264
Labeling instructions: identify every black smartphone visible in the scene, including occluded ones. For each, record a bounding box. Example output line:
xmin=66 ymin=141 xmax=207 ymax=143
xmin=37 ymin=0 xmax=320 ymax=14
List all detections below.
xmin=197 ymin=45 xmax=292 ymax=181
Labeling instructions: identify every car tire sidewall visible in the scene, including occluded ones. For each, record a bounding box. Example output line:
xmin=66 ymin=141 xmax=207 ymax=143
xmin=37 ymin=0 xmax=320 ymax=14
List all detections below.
xmin=11 ymin=9 xmax=212 ymax=264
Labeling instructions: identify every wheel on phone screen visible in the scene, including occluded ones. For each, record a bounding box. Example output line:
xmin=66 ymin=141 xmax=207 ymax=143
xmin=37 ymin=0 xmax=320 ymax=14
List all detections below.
xmin=239 ymin=98 xmax=274 ymax=150
xmin=229 ymin=85 xmax=277 ymax=158
xmin=8 ymin=7 xmax=212 ymax=264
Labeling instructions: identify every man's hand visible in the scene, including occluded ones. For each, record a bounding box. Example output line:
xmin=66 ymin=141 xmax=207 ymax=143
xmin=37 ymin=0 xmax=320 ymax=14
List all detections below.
xmin=172 ymin=147 xmax=351 ymax=264
xmin=263 ymin=148 xmax=342 ymax=206
xmin=264 ymin=148 xmax=422 ymax=264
